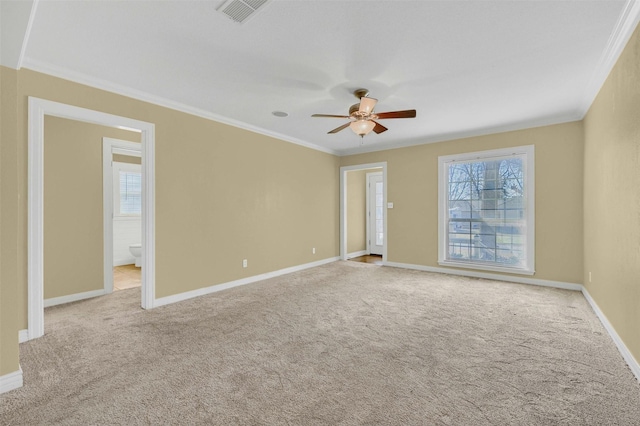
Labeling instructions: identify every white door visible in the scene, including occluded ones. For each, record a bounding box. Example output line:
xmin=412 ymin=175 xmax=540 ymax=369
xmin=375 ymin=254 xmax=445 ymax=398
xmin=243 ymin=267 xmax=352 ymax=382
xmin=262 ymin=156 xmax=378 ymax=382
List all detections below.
xmin=367 ymin=173 xmax=384 ymax=255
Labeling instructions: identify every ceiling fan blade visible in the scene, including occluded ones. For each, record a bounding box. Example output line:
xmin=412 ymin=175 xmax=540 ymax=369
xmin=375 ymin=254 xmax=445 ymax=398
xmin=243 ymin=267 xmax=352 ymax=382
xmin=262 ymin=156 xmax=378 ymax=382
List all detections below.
xmin=359 ymin=96 xmax=378 ymax=114
xmin=372 ymin=121 xmax=388 ymax=134
xmin=375 ymin=109 xmax=417 ymax=119
xmin=327 ymin=122 xmax=351 ymax=134
xmin=312 ymin=114 xmax=351 ymax=118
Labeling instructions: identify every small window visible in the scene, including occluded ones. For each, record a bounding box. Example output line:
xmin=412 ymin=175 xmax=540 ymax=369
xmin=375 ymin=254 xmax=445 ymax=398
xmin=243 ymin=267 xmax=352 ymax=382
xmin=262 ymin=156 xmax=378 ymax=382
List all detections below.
xmin=438 ymin=145 xmax=535 ymax=275
xmin=113 ymin=162 xmax=142 ymax=216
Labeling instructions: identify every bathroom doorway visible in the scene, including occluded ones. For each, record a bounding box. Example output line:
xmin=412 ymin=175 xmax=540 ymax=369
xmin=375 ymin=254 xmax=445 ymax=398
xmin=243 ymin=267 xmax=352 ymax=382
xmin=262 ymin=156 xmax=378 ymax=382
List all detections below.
xmin=27 ymin=98 xmax=156 ymax=341
xmin=103 ymin=138 xmax=142 ymax=292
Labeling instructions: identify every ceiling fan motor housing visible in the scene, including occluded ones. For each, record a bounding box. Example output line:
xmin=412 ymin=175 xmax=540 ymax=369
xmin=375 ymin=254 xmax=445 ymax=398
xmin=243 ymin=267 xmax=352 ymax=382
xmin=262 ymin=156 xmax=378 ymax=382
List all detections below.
xmin=353 ymin=88 xmax=370 ymax=99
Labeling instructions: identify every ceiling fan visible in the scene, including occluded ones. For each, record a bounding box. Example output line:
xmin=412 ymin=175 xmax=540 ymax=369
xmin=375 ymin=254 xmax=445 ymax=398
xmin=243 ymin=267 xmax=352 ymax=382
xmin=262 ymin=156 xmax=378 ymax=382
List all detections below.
xmin=312 ymin=88 xmax=416 ymax=139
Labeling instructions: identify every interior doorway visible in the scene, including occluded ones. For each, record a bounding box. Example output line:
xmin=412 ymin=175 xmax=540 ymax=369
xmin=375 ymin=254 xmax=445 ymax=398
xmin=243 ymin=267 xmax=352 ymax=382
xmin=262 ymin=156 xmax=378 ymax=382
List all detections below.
xmin=103 ymin=138 xmax=142 ymax=293
xmin=340 ymin=162 xmax=387 ymax=263
xmin=27 ymin=97 xmax=156 ymax=341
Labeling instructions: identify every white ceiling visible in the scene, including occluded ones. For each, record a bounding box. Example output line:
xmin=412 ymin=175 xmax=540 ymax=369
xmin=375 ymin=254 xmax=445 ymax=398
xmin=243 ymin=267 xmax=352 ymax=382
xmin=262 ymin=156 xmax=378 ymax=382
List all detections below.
xmin=7 ymin=0 xmax=640 ymax=155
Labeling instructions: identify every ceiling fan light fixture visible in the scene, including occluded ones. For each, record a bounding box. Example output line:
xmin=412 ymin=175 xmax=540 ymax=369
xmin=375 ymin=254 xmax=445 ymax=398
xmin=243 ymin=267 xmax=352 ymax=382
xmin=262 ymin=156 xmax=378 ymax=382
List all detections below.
xmin=350 ymin=120 xmax=376 ymax=137
xmin=312 ymin=88 xmax=415 ymax=140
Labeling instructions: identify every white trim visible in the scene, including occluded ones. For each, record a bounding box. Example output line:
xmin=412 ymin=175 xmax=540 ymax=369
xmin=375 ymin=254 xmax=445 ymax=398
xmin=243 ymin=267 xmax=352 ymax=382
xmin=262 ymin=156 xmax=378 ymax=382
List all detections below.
xmin=114 ymin=216 xmax=142 ymax=222
xmin=18 ymin=329 xmax=29 ymax=343
xmin=102 ymin=141 xmax=113 ymax=294
xmin=113 ymin=258 xmax=136 ymax=267
xmin=44 ymin=289 xmax=106 ymax=308
xmin=21 ymin=59 xmax=338 ymax=156
xmin=113 ymin=162 xmax=141 ymax=171
xmin=438 ymin=259 xmax=535 ymax=276
xmin=154 ymin=256 xmax=340 ymax=308
xmin=365 ymin=172 xmax=370 ymax=256
xmin=347 ymin=250 xmax=368 ymax=259
xmin=577 ymin=0 xmax=640 ymax=118
xmin=437 ymin=145 xmax=535 ymax=276
xmin=0 ymin=367 xmax=23 ymax=395
xmin=383 ymin=261 xmax=582 ymax=291
xmin=582 ymin=287 xmax=640 ymax=382
xmin=141 ymin=124 xmax=156 ymax=309
xmin=28 ymin=97 xmax=156 ymax=341
xmin=340 ymin=163 xmax=388 ymax=263
xmin=366 ymin=172 xmax=384 ymax=256
xmin=112 ymin=147 xmax=141 ymax=157
xmin=103 ymin=139 xmax=141 ymax=296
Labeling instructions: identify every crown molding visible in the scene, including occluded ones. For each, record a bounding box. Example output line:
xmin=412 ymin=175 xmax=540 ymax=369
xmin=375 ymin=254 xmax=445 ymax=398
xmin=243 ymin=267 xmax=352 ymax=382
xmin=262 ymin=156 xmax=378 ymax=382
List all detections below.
xmin=20 ymin=58 xmax=339 ymax=156
xmin=336 ymin=112 xmax=582 ymax=157
xmin=576 ymin=0 xmax=640 ymax=118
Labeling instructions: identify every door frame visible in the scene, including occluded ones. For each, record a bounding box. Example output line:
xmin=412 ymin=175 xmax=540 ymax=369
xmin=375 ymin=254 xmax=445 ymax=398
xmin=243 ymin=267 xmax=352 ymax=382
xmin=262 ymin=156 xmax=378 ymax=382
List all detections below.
xmin=339 ymin=162 xmax=387 ymax=262
xmin=102 ymin=138 xmax=142 ymax=294
xmin=27 ymin=97 xmax=156 ymax=340
xmin=366 ymin=171 xmax=384 ymax=255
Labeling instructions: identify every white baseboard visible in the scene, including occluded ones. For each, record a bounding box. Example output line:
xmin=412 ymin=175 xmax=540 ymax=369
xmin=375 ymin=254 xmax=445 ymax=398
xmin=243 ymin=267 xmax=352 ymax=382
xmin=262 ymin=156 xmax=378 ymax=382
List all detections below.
xmin=383 ymin=260 xmax=640 ymax=382
xmin=383 ymin=261 xmax=582 ymax=291
xmin=582 ymin=287 xmax=640 ymax=382
xmin=154 ymin=256 xmax=340 ymax=308
xmin=44 ymin=289 xmax=106 ymax=308
xmin=113 ymin=258 xmax=135 ymax=267
xmin=18 ymin=329 xmax=29 ymax=343
xmin=347 ymin=250 xmax=367 ymax=259
xmin=0 ymin=366 xmax=23 ymax=394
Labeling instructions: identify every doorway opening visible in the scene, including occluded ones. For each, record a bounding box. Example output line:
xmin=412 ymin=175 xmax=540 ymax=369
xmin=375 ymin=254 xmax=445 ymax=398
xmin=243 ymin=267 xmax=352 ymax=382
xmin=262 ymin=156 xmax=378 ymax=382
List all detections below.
xmin=27 ymin=97 xmax=156 ymax=341
xmin=340 ymin=162 xmax=387 ymax=263
xmin=103 ymin=138 xmax=142 ymax=293
xmin=349 ymin=254 xmax=383 ymax=265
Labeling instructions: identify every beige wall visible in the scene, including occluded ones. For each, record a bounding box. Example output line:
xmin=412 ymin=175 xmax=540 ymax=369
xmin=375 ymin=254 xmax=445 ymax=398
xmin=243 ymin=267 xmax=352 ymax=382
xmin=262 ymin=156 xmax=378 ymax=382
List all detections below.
xmin=43 ymin=117 xmax=140 ymax=299
xmin=346 ymin=168 xmax=382 ymax=254
xmin=1 ymin=66 xmax=20 ymax=375
xmin=113 ymin=153 xmax=141 ymax=165
xmin=341 ymin=122 xmax=585 ymax=284
xmin=0 ymin=67 xmax=340 ymax=376
xmin=583 ymin=24 xmax=640 ymax=365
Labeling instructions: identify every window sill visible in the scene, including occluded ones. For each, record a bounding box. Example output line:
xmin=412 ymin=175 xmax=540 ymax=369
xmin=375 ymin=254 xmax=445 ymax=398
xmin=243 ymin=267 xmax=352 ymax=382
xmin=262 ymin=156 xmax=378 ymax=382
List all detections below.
xmin=438 ymin=260 xmax=535 ymax=276
xmin=114 ymin=216 xmax=141 ymax=221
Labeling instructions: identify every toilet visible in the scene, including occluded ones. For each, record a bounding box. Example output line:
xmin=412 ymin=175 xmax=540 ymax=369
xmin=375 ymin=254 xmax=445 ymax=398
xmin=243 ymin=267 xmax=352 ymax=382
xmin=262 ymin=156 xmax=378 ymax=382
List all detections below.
xmin=129 ymin=243 xmax=142 ymax=267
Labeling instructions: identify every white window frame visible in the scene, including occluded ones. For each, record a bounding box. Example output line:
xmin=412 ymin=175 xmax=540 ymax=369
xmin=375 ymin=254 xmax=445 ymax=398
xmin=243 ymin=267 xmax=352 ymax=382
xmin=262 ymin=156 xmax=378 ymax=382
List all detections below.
xmin=113 ymin=162 xmax=142 ymax=218
xmin=437 ymin=145 xmax=535 ymax=275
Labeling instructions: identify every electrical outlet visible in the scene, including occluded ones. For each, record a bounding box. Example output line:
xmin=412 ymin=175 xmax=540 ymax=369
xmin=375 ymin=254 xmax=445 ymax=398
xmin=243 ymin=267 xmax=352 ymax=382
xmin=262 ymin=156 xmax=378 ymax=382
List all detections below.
xmin=312 ymin=247 xmax=316 ymax=254
xmin=243 ymin=259 xmax=248 ymax=268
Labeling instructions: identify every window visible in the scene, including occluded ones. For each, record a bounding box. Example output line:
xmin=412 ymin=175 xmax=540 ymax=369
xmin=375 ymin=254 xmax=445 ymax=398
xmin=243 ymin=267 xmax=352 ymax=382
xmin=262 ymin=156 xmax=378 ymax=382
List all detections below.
xmin=438 ymin=145 xmax=534 ymax=275
xmin=113 ymin=162 xmax=142 ymax=216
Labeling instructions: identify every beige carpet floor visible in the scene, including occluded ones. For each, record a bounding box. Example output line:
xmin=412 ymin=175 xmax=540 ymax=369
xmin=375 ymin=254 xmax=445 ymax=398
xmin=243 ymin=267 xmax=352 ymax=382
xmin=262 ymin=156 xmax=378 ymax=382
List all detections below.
xmin=2 ymin=261 xmax=639 ymax=425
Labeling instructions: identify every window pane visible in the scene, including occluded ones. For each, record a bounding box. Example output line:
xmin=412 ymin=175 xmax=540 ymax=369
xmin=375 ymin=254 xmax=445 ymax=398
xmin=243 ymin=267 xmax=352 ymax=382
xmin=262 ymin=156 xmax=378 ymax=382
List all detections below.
xmin=119 ymin=171 xmax=142 ymax=215
xmin=443 ymin=154 xmax=528 ymax=269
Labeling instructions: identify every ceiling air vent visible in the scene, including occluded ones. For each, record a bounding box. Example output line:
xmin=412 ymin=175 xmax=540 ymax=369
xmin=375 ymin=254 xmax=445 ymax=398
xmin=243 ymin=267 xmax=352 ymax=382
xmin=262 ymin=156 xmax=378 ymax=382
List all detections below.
xmin=217 ymin=0 xmax=269 ymax=24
